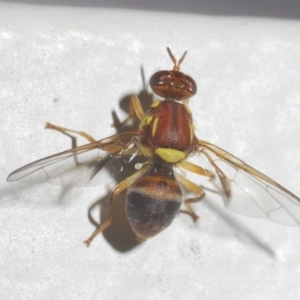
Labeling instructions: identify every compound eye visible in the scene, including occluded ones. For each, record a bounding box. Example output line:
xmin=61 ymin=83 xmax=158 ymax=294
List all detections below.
xmin=150 ymin=70 xmax=197 ymax=100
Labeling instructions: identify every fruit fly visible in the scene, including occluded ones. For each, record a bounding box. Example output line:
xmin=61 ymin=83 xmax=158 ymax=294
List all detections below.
xmin=7 ymin=48 xmax=300 ymax=246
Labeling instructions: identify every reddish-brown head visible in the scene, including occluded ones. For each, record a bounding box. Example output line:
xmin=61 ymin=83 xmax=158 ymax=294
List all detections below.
xmin=150 ymin=48 xmax=197 ymax=101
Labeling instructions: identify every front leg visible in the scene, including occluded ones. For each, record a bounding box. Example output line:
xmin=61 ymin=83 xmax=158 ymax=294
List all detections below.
xmin=112 ymin=95 xmax=146 ymax=128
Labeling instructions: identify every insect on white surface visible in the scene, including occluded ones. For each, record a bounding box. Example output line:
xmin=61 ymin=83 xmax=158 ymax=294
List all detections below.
xmin=6 ymin=48 xmax=300 ymax=247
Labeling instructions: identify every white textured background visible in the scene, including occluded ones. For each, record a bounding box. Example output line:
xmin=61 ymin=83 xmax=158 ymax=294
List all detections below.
xmin=1 ymin=1 xmax=300 ymax=300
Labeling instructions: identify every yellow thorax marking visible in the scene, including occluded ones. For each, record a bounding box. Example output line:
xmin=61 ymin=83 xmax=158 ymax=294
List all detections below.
xmin=152 ymin=117 xmax=159 ymax=137
xmin=189 ymin=123 xmax=194 ymax=143
xmin=184 ymin=103 xmax=192 ymax=114
xmin=145 ymin=115 xmax=153 ymax=125
xmin=151 ymin=100 xmax=161 ymax=108
xmin=155 ymin=148 xmax=186 ymax=163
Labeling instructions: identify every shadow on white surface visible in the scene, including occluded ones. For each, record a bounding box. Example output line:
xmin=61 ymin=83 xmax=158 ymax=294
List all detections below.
xmin=203 ymin=196 xmax=276 ymax=258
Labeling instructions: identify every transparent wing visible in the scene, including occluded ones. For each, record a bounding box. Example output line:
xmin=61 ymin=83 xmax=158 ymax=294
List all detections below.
xmin=7 ymin=131 xmax=140 ymax=187
xmin=198 ymin=139 xmax=300 ymax=226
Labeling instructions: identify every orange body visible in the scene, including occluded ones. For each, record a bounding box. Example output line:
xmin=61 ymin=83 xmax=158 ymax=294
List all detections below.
xmin=141 ymin=100 xmax=195 ymax=153
xmin=124 ymin=51 xmax=198 ymax=240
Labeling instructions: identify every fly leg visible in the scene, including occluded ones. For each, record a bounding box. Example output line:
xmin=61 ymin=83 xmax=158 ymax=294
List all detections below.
xmin=46 ymin=95 xmax=145 ymax=141
xmin=175 ymin=173 xmax=205 ymax=222
xmin=112 ymin=95 xmax=146 ymax=128
xmin=176 ymin=161 xmax=214 ymax=222
xmin=45 ymin=122 xmax=96 ymax=143
xmin=178 ymin=161 xmax=214 ymax=179
xmin=84 ymin=164 xmax=150 ymax=247
xmin=202 ymin=150 xmax=231 ymax=199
